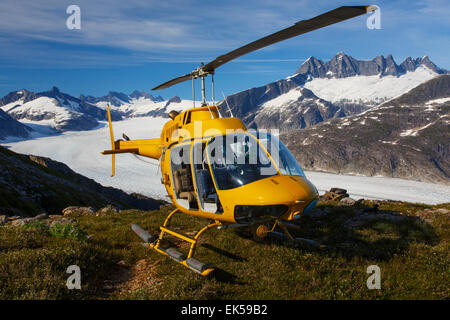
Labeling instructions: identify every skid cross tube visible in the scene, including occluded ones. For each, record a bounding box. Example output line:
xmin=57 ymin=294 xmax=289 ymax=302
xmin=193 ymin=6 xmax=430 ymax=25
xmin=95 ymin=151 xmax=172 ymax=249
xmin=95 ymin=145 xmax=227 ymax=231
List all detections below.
xmin=148 ymin=209 xmax=220 ymax=276
xmin=188 ymin=221 xmax=220 ymax=258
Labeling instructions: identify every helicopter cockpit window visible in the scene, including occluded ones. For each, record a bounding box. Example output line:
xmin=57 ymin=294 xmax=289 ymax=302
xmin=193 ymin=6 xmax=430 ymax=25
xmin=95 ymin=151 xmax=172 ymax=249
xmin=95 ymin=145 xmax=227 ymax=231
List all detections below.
xmin=256 ymin=132 xmax=306 ymax=177
xmin=170 ymin=144 xmax=198 ymax=210
xmin=193 ymin=142 xmax=223 ymax=214
xmin=206 ymin=133 xmax=278 ymax=190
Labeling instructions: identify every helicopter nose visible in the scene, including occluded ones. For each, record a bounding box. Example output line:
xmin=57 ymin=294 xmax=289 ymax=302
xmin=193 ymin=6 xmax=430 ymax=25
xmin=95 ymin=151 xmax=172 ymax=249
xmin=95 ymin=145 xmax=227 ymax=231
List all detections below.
xmin=282 ymin=175 xmax=318 ymax=201
xmin=220 ymin=174 xmax=318 ymax=207
xmin=217 ymin=174 xmax=318 ymax=224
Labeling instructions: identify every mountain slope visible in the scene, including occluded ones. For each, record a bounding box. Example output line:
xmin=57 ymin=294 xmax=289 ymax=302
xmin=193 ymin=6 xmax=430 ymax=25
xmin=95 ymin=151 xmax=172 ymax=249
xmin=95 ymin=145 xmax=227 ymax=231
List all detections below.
xmin=0 ymin=109 xmax=33 ymax=140
xmin=249 ymin=87 xmax=345 ymax=131
xmin=0 ymin=145 xmax=161 ymax=216
xmin=280 ymin=75 xmax=450 ymax=184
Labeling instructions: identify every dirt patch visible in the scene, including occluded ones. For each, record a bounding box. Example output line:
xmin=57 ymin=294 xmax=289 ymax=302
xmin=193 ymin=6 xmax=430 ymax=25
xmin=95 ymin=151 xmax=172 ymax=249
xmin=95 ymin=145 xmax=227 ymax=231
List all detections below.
xmin=103 ymin=259 xmax=162 ymax=297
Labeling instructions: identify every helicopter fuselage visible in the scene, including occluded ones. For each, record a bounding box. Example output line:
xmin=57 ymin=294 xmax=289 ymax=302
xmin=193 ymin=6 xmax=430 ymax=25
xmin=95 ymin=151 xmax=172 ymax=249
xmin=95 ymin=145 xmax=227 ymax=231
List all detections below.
xmin=107 ymin=105 xmax=318 ymax=226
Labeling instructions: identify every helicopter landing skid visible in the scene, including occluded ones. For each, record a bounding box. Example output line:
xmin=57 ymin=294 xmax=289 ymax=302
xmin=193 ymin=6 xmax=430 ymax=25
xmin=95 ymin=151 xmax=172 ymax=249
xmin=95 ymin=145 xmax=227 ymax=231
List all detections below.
xmin=132 ymin=209 xmax=220 ymax=276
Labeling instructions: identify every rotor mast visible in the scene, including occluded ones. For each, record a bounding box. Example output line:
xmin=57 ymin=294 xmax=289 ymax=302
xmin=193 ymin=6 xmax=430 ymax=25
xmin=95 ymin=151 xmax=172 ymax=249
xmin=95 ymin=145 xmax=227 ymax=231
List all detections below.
xmin=190 ymin=62 xmax=212 ymax=107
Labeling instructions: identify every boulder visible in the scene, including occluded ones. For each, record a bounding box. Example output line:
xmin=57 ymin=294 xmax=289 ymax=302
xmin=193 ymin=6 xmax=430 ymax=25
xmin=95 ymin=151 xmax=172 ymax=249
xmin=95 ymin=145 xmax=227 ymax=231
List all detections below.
xmin=321 ymin=188 xmax=350 ymax=201
xmin=62 ymin=206 xmax=95 ymax=216
xmin=97 ymin=205 xmax=118 ymax=216
xmin=35 ymin=213 xmax=48 ymax=220
xmin=338 ymin=197 xmax=357 ymax=206
xmin=11 ymin=217 xmax=35 ymax=226
xmin=330 ymin=188 xmax=348 ymax=195
xmin=434 ymin=208 xmax=450 ymax=215
xmin=11 ymin=219 xmax=26 ymax=227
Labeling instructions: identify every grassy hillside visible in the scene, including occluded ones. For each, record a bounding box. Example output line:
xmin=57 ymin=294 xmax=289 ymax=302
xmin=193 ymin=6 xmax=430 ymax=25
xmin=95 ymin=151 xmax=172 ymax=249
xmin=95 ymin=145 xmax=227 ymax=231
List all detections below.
xmin=1 ymin=199 xmax=448 ymax=300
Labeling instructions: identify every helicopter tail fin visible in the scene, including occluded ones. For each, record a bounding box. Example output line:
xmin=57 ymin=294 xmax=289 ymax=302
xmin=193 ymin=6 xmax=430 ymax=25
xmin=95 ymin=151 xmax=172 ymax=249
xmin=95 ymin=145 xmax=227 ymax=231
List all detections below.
xmin=106 ymin=105 xmax=116 ymax=177
xmin=101 ymin=106 xmax=162 ymax=176
xmin=102 ymin=105 xmax=140 ymax=176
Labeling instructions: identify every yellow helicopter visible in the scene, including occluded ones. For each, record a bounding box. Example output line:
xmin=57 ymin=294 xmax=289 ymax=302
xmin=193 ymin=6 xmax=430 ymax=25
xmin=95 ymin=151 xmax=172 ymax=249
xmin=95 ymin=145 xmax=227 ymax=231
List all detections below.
xmin=102 ymin=6 xmax=377 ymax=276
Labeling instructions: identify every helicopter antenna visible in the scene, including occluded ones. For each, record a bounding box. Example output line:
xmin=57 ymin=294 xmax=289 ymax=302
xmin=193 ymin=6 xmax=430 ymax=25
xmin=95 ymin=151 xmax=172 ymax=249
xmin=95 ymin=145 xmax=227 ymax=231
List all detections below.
xmin=222 ymin=92 xmax=234 ymax=117
xmin=192 ymin=78 xmax=195 ymax=108
xmin=211 ymin=73 xmax=216 ymax=106
xmin=212 ymin=74 xmax=223 ymax=118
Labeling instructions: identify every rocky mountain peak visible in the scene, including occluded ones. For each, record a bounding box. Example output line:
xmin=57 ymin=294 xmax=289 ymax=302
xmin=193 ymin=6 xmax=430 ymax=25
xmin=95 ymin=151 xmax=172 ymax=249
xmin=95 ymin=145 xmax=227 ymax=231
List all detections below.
xmin=129 ymin=90 xmax=164 ymax=102
xmin=153 ymin=95 xmax=164 ymax=102
xmin=164 ymin=96 xmax=182 ymax=108
xmin=296 ymin=56 xmax=325 ymax=77
xmin=49 ymin=86 xmax=60 ymax=94
xmin=0 ymin=89 xmax=37 ymax=106
xmin=295 ymin=53 xmax=444 ymax=79
xmin=167 ymin=96 xmax=181 ymax=103
xmin=102 ymin=91 xmax=131 ymax=106
xmin=417 ymin=56 xmax=442 ymax=73
xmin=129 ymin=90 xmax=145 ymax=99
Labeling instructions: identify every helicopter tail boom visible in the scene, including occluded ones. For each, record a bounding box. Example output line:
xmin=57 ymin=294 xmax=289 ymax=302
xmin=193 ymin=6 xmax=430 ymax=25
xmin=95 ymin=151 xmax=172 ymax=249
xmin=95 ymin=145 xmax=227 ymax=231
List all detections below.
xmin=105 ymin=139 xmax=162 ymax=159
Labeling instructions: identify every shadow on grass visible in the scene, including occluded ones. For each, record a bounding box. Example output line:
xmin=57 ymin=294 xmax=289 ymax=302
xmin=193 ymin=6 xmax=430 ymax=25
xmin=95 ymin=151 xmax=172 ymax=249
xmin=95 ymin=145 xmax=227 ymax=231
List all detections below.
xmin=211 ymin=267 xmax=247 ymax=285
xmin=201 ymin=243 xmax=247 ymax=262
xmin=234 ymin=202 xmax=440 ymax=261
xmin=198 ymin=243 xmax=247 ymax=284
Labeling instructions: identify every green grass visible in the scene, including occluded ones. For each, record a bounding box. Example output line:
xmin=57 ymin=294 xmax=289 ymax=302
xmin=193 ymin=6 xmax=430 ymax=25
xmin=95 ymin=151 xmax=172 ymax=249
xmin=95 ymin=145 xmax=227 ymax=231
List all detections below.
xmin=0 ymin=201 xmax=448 ymax=300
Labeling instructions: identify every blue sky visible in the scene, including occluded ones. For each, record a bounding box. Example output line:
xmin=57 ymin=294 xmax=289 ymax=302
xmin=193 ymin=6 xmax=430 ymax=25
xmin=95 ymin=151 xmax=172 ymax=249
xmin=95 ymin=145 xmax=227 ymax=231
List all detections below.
xmin=0 ymin=0 xmax=449 ymax=99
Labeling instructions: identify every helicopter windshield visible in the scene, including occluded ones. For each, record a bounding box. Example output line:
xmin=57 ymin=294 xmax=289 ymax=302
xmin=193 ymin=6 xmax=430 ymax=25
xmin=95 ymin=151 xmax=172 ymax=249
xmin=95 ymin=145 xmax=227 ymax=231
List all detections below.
xmin=206 ymin=133 xmax=278 ymax=190
xmin=256 ymin=132 xmax=306 ymax=177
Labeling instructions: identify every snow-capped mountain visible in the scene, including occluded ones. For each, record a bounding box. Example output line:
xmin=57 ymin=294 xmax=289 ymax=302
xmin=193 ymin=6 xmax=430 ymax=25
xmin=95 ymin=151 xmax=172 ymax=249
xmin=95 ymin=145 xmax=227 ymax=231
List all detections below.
xmin=280 ymin=74 xmax=450 ymax=184
xmin=296 ymin=53 xmax=444 ymax=78
xmin=0 ymin=87 xmax=114 ymax=132
xmin=81 ymin=90 xmax=164 ymax=108
xmin=0 ymin=86 xmax=202 ymax=137
xmin=0 ymin=53 xmax=447 ymax=139
xmin=301 ymin=53 xmax=442 ymax=107
xmin=219 ymin=53 xmax=446 ymax=131
xmin=82 ymin=91 xmax=198 ymax=118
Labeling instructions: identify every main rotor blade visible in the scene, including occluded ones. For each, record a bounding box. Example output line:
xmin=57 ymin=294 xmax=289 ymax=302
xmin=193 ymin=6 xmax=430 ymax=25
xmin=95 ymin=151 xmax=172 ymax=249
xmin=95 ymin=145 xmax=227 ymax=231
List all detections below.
xmin=203 ymin=6 xmax=372 ymax=72
xmin=152 ymin=73 xmax=192 ymax=90
xmin=152 ymin=5 xmax=375 ymax=90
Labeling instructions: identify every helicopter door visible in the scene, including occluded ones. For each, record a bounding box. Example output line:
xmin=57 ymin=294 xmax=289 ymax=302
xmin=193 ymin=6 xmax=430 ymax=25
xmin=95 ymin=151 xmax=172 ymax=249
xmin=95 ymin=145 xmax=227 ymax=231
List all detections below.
xmin=170 ymin=144 xmax=199 ymax=210
xmin=193 ymin=142 xmax=223 ymax=214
